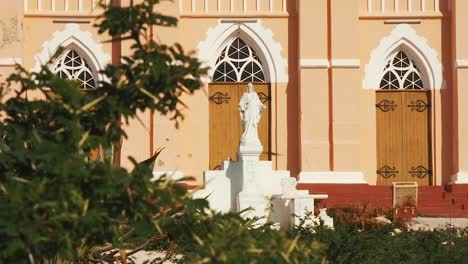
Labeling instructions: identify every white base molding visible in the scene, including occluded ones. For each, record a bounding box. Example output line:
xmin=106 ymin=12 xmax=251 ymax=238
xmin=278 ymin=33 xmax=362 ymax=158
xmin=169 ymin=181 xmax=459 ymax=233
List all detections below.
xmin=451 ymin=172 xmax=468 ymax=184
xmin=298 ymin=171 xmax=367 ymax=184
xmin=151 ymin=171 xmax=184 ymax=181
xmin=456 ymin=60 xmax=468 ymax=68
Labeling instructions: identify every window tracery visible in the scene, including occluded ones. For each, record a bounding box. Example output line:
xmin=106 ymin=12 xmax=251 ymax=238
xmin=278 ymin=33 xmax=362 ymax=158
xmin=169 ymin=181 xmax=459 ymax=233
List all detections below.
xmin=379 ymin=51 xmax=424 ymax=90
xmin=213 ymin=38 xmax=266 ymax=83
xmin=53 ymin=49 xmax=97 ymax=89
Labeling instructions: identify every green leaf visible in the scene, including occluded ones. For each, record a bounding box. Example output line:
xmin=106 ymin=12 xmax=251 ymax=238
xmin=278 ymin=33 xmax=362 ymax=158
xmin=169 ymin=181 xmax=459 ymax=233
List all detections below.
xmin=134 ymin=147 xmax=164 ymax=172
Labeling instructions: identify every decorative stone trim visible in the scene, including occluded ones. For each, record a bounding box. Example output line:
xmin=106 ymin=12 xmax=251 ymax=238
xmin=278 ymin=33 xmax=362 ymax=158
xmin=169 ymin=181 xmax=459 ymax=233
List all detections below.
xmin=384 ymin=19 xmax=422 ymax=24
xmin=363 ymin=24 xmax=442 ymax=90
xmin=300 ymin=59 xmax=329 ymax=69
xmin=197 ymin=19 xmax=288 ymax=83
xmin=52 ymin=18 xmax=92 ymax=23
xmin=451 ymin=172 xmax=468 ymax=184
xmin=300 ymin=59 xmax=360 ymax=69
xmin=298 ymin=171 xmax=367 ymax=184
xmin=0 ymin=58 xmax=22 ymax=66
xmin=331 ymin=59 xmax=360 ymax=68
xmin=32 ymin=23 xmax=110 ymax=77
xmin=456 ymin=60 xmax=468 ymax=68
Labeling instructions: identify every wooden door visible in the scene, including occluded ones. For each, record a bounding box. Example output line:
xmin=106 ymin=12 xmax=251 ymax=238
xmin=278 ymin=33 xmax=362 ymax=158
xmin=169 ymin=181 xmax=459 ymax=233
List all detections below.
xmin=209 ymin=83 xmax=271 ymax=170
xmin=376 ymin=91 xmax=431 ymax=186
xmin=376 ymin=92 xmax=404 ymax=186
xmin=402 ymin=92 xmax=431 ymax=185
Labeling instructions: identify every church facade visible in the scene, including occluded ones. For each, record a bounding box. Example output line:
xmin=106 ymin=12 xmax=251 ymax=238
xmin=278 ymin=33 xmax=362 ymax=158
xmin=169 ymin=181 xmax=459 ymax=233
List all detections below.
xmin=1 ymin=0 xmax=468 ymax=216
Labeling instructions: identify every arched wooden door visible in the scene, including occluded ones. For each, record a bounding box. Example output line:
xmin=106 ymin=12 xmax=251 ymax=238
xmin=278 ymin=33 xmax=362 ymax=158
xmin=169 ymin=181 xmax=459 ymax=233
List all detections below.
xmin=376 ymin=51 xmax=432 ymax=186
xmin=208 ymin=38 xmax=271 ymax=170
xmin=209 ymin=83 xmax=271 ymax=170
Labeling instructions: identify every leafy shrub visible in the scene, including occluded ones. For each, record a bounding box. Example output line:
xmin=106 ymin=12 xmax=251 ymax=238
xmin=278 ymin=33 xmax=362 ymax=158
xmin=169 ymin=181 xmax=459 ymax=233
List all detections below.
xmin=162 ymin=212 xmax=328 ymax=264
xmin=0 ymin=0 xmax=208 ymax=262
xmin=295 ymin=210 xmax=468 ymax=264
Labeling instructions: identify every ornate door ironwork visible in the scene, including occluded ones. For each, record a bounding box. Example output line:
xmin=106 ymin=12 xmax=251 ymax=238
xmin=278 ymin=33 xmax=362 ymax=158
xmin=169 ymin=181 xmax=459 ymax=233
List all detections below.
xmin=409 ymin=166 xmax=431 ymax=179
xmin=209 ymin=92 xmax=231 ymax=104
xmin=407 ymin=100 xmax=430 ymax=112
xmin=376 ymin=99 xmax=397 ymax=112
xmin=377 ymin=166 xmax=399 ymax=179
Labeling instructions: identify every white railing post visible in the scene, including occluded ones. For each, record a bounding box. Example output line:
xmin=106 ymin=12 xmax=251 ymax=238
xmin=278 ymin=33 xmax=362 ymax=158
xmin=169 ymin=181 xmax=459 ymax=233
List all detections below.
xmin=65 ymin=0 xmax=69 ymax=11
xmin=52 ymin=0 xmax=56 ymax=11
xmin=192 ymin=0 xmax=195 ymax=12
xmin=37 ymin=0 xmax=42 ymax=11
xmin=367 ymin=0 xmax=372 ymax=13
xmin=408 ymin=0 xmax=412 ymax=12
xmin=395 ymin=0 xmax=398 ymax=13
xmin=381 ymin=0 xmax=385 ymax=13
xmin=434 ymin=0 xmax=439 ymax=11
xmin=269 ymin=0 xmax=273 ymax=12
xmin=205 ymin=0 xmax=208 ymax=12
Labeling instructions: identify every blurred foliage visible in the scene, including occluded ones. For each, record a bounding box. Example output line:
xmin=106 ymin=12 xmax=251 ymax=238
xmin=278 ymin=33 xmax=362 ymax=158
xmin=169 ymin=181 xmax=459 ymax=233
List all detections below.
xmin=0 ymin=0 xmax=209 ymax=262
xmin=297 ymin=218 xmax=468 ymax=264
xmin=154 ymin=207 xmax=468 ymax=264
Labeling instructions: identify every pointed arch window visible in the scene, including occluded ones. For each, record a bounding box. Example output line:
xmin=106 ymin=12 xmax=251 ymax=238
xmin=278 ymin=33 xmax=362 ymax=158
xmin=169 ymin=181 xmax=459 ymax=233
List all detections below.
xmin=379 ymin=51 xmax=424 ymax=90
xmin=213 ymin=38 xmax=266 ymax=83
xmin=53 ymin=49 xmax=97 ymax=89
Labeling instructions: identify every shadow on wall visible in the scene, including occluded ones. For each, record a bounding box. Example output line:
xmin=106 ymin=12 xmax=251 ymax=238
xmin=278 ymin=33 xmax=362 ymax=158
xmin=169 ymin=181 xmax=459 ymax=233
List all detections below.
xmin=226 ymin=161 xmax=243 ymax=211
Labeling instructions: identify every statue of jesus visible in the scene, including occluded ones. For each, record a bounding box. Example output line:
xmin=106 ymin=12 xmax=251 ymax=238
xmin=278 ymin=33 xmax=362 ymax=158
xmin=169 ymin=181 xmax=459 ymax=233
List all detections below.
xmin=238 ymin=83 xmax=266 ymax=145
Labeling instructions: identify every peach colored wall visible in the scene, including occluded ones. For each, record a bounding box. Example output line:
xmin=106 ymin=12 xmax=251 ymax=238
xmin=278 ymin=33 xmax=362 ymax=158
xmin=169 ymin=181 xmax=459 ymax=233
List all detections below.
xmin=298 ymin=0 xmax=329 ymax=172
xmin=0 ymin=0 xmax=22 ymax=59
xmin=2 ymin=0 xmax=462 ymax=186
xmin=25 ymin=0 xmax=104 ymax=13
xmin=22 ymin=18 xmax=112 ymax=70
xmin=454 ymin=0 xmax=468 ymax=177
xmin=299 ymin=69 xmax=329 ymax=171
xmin=361 ymin=0 xmax=440 ymax=15
xmin=179 ymin=0 xmax=287 ymax=15
xmin=331 ymin=0 xmax=361 ymax=173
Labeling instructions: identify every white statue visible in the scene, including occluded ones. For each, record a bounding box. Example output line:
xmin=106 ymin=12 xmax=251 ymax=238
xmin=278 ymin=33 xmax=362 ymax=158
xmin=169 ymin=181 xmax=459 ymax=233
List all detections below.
xmin=238 ymin=83 xmax=266 ymax=144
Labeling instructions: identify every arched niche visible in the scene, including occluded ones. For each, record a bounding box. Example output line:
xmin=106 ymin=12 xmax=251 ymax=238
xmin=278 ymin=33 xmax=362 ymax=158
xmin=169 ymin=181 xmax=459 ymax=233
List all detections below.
xmin=32 ymin=23 xmax=110 ymax=83
xmin=197 ymin=20 xmax=287 ymax=83
xmin=364 ymin=24 xmax=442 ymax=90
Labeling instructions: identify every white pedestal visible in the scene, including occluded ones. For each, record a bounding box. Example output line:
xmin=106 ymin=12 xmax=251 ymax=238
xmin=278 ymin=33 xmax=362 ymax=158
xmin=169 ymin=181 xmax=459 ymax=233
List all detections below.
xmin=237 ymin=139 xmax=262 ymax=161
xmin=237 ymin=191 xmax=268 ymax=220
xmin=270 ymin=194 xmax=333 ymax=229
xmin=199 ymin=160 xmax=289 ymax=213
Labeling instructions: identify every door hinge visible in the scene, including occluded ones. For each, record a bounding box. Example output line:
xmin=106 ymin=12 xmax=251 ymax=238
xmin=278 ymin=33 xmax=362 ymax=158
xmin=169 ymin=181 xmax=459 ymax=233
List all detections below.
xmin=376 ymin=100 xmax=397 ymax=112
xmin=377 ymin=166 xmax=399 ymax=178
